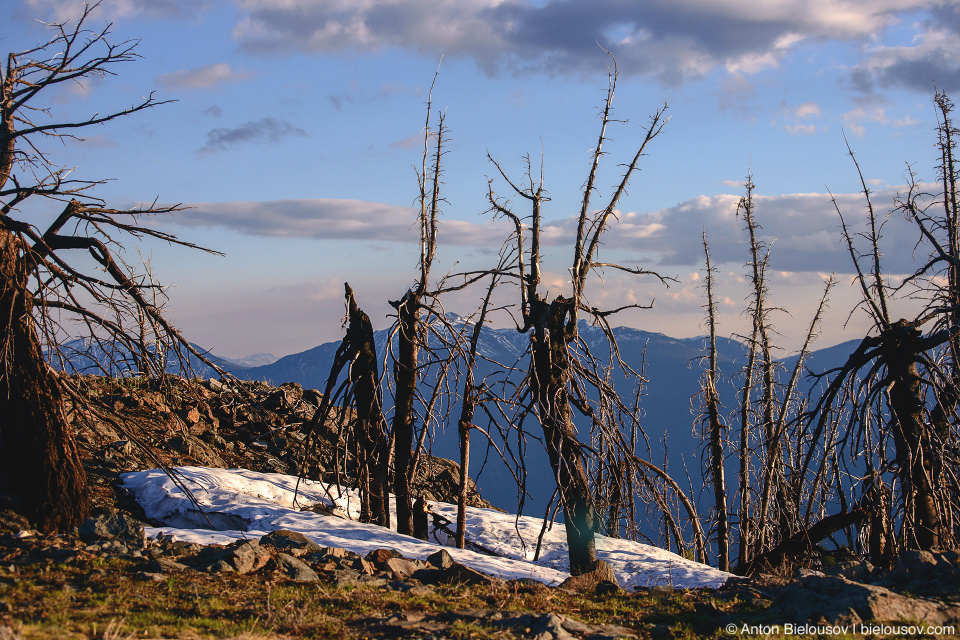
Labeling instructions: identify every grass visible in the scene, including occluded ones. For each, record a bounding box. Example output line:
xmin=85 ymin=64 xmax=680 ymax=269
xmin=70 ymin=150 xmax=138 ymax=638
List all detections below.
xmin=0 ymin=550 xmax=771 ymax=640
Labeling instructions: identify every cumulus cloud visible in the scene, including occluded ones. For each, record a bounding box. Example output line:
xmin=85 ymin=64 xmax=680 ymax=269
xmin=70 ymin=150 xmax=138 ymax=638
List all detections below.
xmin=227 ymin=0 xmax=940 ymax=83
xmin=197 ymin=117 xmax=307 ymax=154
xmin=173 ymin=187 xmax=929 ymax=276
xmin=158 ymin=63 xmax=253 ymax=90
xmin=851 ymin=19 xmax=960 ymax=94
xmin=614 ymin=189 xmax=922 ymax=274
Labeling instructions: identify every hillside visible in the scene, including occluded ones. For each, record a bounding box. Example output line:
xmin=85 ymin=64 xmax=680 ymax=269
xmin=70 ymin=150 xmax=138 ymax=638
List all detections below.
xmin=0 ymin=374 xmax=957 ymax=639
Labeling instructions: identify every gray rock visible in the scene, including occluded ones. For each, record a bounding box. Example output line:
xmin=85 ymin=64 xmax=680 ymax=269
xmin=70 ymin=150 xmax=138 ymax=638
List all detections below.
xmin=426 ymin=548 xmax=455 ymax=569
xmin=770 ymin=574 xmax=960 ymax=625
xmin=259 ymin=529 xmax=322 ymax=556
xmin=492 ymin=612 xmax=577 ymax=640
xmin=825 ymin=560 xmax=873 ymax=582
xmin=196 ymin=539 xmax=272 ymax=575
xmin=384 ymin=556 xmax=419 ymax=579
xmin=890 ymin=549 xmax=939 ymax=584
xmin=275 ymin=553 xmax=319 ymax=581
xmin=79 ymin=509 xmax=146 ymax=549
xmin=438 ymin=561 xmax=499 ymax=586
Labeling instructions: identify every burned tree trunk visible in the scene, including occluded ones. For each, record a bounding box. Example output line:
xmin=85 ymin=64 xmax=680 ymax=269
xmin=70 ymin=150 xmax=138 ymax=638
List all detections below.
xmin=700 ymin=234 xmax=729 ymax=571
xmin=345 ymin=286 xmax=390 ymax=527
xmin=530 ymin=296 xmax=598 ymax=574
xmin=306 ymin=283 xmax=390 ymax=526
xmin=0 ymin=230 xmax=89 ymax=532
xmin=486 ymin=57 xmax=672 ymax=574
xmin=884 ymin=320 xmax=943 ymax=550
xmin=391 ymin=290 xmax=419 ymax=537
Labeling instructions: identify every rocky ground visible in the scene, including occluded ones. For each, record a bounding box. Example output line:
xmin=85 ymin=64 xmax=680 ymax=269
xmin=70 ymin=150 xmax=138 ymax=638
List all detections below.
xmin=0 ymin=374 xmax=958 ymax=639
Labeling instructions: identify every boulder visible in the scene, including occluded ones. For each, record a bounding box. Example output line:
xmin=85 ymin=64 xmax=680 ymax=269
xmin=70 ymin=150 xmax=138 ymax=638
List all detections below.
xmin=365 ymin=548 xmax=404 ymax=566
xmin=384 ymin=556 xmax=420 ymax=580
xmin=426 ymin=548 xmax=456 ymax=570
xmin=557 ymin=559 xmax=619 ymax=593
xmin=275 ymin=553 xmax=320 ymax=582
xmin=259 ymin=529 xmax=322 ymax=556
xmin=79 ymin=508 xmax=146 ymax=549
xmin=196 ymin=539 xmax=272 ymax=575
xmin=769 ymin=574 xmax=960 ymax=625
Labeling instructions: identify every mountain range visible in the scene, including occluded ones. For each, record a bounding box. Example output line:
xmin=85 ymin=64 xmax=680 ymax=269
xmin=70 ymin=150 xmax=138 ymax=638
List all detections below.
xmin=49 ymin=323 xmax=860 ymax=520
xmin=227 ymin=320 xmax=859 ymax=518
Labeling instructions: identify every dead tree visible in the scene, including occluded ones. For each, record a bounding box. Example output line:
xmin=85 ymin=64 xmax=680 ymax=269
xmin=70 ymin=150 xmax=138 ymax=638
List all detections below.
xmin=388 ymin=69 xmax=446 ymax=537
xmin=805 ymin=103 xmax=960 ymax=553
xmin=698 ymin=233 xmax=730 ymax=571
xmin=699 ymin=175 xmax=832 ymax=574
xmin=455 ymin=267 xmax=504 ymax=548
xmin=486 ymin=55 xmax=679 ymax=575
xmin=303 ymin=283 xmax=390 ymax=526
xmin=0 ymin=3 xmax=221 ymax=532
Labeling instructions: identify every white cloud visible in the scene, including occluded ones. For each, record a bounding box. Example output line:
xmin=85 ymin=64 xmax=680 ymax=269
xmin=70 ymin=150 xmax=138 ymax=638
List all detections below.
xmin=158 ymin=63 xmax=254 ymax=90
xmin=170 ymin=186 xmax=926 ymax=276
xmin=794 ymin=102 xmax=821 ymax=118
xmin=843 ymin=106 xmax=889 ymax=136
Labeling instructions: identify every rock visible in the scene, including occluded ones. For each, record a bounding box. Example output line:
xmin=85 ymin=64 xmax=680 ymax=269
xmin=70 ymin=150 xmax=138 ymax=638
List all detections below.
xmin=384 ymin=556 xmax=419 ymax=580
xmin=145 ymin=557 xmax=189 ymax=573
xmin=259 ymin=529 xmax=322 ymax=556
xmin=437 ymin=561 xmax=499 ymax=586
xmin=557 ymin=559 xmax=619 ymax=593
xmin=426 ymin=548 xmax=455 ymax=570
xmin=889 ymin=549 xmax=939 ymax=584
xmin=826 ymin=560 xmax=873 ymax=582
xmin=195 ymin=539 xmax=272 ymax=575
xmin=320 ymin=546 xmax=353 ymax=559
xmin=263 ymin=383 xmax=303 ymax=411
xmin=770 ymin=574 xmax=960 ymax=625
xmin=491 ymin=612 xmax=577 ymax=640
xmin=301 ymin=389 xmax=323 ymax=406
xmin=332 ymin=567 xmax=387 ymax=588
xmin=79 ymin=508 xmax=145 ymax=549
xmin=365 ymin=548 xmax=403 ymax=566
xmin=275 ymin=553 xmax=319 ymax=581
xmin=352 ymin=557 xmax=377 ymax=575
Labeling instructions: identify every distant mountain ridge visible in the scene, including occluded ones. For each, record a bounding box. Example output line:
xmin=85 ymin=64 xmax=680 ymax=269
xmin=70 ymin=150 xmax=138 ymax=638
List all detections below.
xmin=49 ymin=324 xmax=859 ymax=514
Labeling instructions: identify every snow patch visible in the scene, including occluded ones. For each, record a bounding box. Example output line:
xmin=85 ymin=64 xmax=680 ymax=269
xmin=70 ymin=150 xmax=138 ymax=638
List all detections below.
xmin=120 ymin=466 xmax=732 ymax=589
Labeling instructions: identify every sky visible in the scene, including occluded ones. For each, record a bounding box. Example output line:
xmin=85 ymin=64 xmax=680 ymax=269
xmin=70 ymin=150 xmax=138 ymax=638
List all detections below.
xmin=7 ymin=0 xmax=960 ymax=359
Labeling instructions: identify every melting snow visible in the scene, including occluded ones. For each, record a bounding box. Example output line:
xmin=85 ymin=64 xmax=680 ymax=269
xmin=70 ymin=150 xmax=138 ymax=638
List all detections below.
xmin=120 ymin=466 xmax=732 ymax=589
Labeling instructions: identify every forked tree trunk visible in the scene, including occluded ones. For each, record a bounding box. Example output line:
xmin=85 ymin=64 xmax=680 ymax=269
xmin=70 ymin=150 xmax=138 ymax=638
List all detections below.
xmin=884 ymin=321 xmax=943 ymax=550
xmin=530 ymin=296 xmax=597 ymax=575
xmin=0 ymin=230 xmax=89 ymax=532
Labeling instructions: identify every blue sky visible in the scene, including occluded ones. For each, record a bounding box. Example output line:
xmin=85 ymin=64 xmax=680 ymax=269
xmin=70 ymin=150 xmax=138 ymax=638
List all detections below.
xmin=7 ymin=0 xmax=960 ymax=358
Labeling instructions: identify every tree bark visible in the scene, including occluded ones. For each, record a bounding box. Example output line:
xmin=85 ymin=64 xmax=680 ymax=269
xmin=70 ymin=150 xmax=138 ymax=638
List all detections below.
xmin=344 ymin=285 xmax=390 ymax=527
xmin=392 ymin=289 xmax=419 ymax=537
xmin=0 ymin=229 xmax=89 ymax=532
xmin=530 ymin=296 xmax=597 ymax=575
xmin=884 ymin=320 xmax=943 ymax=550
